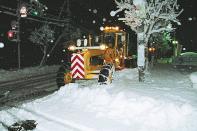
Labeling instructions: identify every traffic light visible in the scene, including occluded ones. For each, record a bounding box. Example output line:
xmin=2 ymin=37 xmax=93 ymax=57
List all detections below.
xmin=20 ymin=5 xmax=28 ymax=17
xmin=7 ymin=30 xmax=18 ymax=41
xmin=8 ymin=31 xmax=13 ymax=38
xmin=32 ymin=10 xmax=38 ymax=16
xmin=29 ymin=0 xmax=47 ymax=16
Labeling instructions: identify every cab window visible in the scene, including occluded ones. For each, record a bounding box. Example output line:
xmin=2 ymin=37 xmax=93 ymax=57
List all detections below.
xmin=90 ymin=56 xmax=104 ymax=66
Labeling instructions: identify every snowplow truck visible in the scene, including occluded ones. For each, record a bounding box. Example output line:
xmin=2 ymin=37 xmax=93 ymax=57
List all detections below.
xmin=56 ymin=26 xmax=131 ymax=87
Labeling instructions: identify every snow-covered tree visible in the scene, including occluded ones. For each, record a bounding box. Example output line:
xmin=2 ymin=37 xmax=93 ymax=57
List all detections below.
xmin=111 ymin=0 xmax=183 ymax=81
xmin=29 ymin=24 xmax=55 ymax=66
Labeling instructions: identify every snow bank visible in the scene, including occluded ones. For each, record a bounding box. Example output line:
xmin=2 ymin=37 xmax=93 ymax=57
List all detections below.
xmin=190 ymin=72 xmax=197 ymax=89
xmin=57 ymin=85 xmax=195 ymax=131
xmin=1 ymin=68 xmax=197 ymax=131
xmin=0 ymin=65 xmax=59 ymax=82
xmin=1 ymin=83 xmax=197 ymax=131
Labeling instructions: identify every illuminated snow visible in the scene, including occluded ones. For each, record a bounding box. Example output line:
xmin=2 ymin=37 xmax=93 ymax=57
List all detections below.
xmin=1 ymin=67 xmax=197 ymax=131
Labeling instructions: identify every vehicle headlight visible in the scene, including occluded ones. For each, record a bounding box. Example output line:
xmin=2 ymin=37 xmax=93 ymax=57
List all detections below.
xmin=100 ymin=44 xmax=107 ymax=50
xmin=68 ymin=45 xmax=76 ymax=51
xmin=115 ymin=58 xmax=119 ymax=62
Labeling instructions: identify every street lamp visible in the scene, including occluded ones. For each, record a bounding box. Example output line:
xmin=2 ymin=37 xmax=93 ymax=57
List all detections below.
xmin=0 ymin=42 xmax=4 ymax=48
xmin=172 ymin=40 xmax=178 ymax=45
xmin=100 ymin=26 xmax=104 ymax=31
xmin=148 ymin=47 xmax=156 ymax=53
xmin=172 ymin=40 xmax=179 ymax=57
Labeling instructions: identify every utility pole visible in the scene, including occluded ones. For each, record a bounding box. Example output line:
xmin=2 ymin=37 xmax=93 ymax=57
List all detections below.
xmin=47 ymin=0 xmax=70 ymax=57
xmin=17 ymin=0 xmax=21 ymax=69
xmin=62 ymin=0 xmax=72 ymax=39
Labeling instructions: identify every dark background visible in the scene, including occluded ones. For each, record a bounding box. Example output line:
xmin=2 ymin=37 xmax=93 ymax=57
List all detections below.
xmin=0 ymin=0 xmax=196 ymax=69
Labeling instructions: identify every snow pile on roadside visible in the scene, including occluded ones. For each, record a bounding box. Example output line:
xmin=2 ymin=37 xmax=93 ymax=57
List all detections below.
xmin=0 ymin=65 xmax=59 ymax=82
xmin=1 ymin=68 xmax=197 ymax=131
xmin=190 ymin=72 xmax=197 ymax=89
xmin=55 ymin=85 xmax=196 ymax=131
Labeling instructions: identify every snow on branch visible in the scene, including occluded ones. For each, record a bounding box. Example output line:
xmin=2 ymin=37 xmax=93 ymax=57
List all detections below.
xmin=29 ymin=24 xmax=55 ymax=66
xmin=112 ymin=0 xmax=183 ymax=36
xmin=29 ymin=24 xmax=54 ymax=46
xmin=149 ymin=27 xmax=174 ymax=34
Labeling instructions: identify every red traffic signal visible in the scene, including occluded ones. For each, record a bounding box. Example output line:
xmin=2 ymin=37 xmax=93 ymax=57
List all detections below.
xmin=8 ymin=31 xmax=14 ymax=38
xmin=7 ymin=30 xmax=17 ymax=41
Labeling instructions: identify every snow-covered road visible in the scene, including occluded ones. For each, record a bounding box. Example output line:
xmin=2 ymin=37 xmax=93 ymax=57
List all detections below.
xmin=0 ymin=64 xmax=197 ymax=131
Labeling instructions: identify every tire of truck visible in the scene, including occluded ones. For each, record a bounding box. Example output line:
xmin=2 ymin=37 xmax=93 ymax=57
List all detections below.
xmin=98 ymin=64 xmax=114 ymax=84
xmin=56 ymin=65 xmax=72 ymax=88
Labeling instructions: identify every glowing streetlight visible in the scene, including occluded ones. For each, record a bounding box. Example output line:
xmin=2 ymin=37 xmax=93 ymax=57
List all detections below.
xmin=148 ymin=47 xmax=156 ymax=53
xmin=0 ymin=42 xmax=4 ymax=48
xmin=172 ymin=40 xmax=179 ymax=57
xmin=172 ymin=40 xmax=178 ymax=45
xmin=100 ymin=26 xmax=104 ymax=31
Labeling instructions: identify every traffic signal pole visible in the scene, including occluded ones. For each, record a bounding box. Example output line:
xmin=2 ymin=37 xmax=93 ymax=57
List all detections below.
xmin=17 ymin=0 xmax=21 ymax=69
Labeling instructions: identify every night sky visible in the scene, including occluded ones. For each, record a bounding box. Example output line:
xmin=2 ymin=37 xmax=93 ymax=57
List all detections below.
xmin=176 ymin=0 xmax=197 ymax=51
xmin=0 ymin=0 xmax=196 ymax=69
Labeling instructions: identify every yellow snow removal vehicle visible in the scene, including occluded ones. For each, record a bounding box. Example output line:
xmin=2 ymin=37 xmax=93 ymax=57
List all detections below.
xmin=56 ymin=26 xmax=132 ymax=87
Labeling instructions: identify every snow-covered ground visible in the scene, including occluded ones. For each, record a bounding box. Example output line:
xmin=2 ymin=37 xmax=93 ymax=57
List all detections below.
xmin=190 ymin=72 xmax=197 ymax=89
xmin=0 ymin=65 xmax=197 ymax=131
xmin=0 ymin=65 xmax=59 ymax=82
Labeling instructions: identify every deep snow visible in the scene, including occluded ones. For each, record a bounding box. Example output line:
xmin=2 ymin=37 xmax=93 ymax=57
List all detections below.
xmin=0 ymin=65 xmax=197 ymax=131
xmin=190 ymin=72 xmax=197 ymax=89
